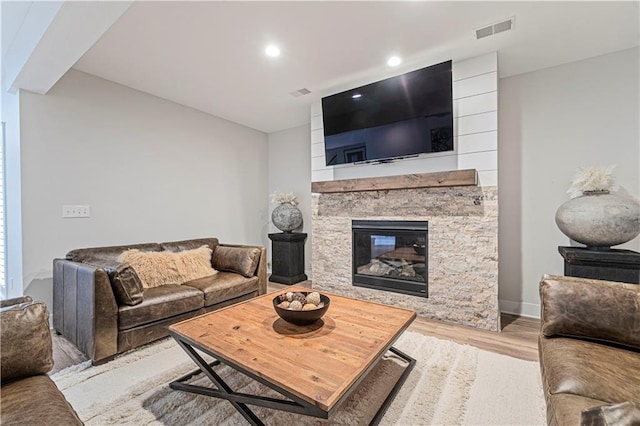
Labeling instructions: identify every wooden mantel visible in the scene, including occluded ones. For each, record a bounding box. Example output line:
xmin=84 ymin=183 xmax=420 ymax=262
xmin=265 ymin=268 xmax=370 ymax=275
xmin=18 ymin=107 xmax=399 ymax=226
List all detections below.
xmin=311 ymin=169 xmax=477 ymax=193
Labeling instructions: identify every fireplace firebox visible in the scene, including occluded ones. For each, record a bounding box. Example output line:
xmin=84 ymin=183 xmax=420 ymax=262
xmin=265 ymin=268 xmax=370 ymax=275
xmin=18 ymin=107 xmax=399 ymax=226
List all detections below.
xmin=352 ymin=220 xmax=428 ymax=297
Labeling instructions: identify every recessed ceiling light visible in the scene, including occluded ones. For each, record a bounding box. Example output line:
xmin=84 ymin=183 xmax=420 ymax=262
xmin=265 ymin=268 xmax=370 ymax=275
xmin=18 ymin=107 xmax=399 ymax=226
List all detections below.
xmin=387 ymin=56 xmax=402 ymax=67
xmin=352 ymin=93 xmax=362 ymax=99
xmin=265 ymin=45 xmax=280 ymax=57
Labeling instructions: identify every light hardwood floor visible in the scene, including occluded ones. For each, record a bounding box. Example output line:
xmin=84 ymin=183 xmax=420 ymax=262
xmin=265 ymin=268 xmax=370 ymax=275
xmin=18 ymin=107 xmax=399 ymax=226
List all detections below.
xmin=50 ymin=281 xmax=539 ymax=374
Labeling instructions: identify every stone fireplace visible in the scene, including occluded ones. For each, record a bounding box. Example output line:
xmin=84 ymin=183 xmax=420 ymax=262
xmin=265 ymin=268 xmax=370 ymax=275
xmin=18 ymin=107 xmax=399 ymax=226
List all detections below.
xmin=311 ymin=170 xmax=500 ymax=331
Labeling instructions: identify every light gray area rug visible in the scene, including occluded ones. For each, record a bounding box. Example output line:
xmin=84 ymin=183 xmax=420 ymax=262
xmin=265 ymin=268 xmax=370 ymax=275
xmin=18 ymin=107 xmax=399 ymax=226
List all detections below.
xmin=52 ymin=332 xmax=545 ymax=425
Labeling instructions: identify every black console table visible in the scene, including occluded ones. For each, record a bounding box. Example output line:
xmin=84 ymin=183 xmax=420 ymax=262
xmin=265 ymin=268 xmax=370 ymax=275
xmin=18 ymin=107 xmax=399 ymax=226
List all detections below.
xmin=558 ymin=246 xmax=640 ymax=284
xmin=269 ymin=232 xmax=308 ymax=285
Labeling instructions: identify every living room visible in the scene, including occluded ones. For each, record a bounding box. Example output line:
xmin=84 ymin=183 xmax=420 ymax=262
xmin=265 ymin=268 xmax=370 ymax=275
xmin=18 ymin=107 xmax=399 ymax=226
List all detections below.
xmin=1 ymin=2 xmax=639 ymax=425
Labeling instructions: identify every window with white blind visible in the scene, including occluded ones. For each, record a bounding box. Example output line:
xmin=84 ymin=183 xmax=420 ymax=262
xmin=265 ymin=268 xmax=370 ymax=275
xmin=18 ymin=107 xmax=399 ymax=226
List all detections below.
xmin=1 ymin=122 xmax=5 ymax=299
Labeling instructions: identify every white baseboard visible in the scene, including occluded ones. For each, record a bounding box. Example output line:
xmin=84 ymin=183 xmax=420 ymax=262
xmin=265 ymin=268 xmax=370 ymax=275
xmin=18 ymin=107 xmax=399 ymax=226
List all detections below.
xmin=500 ymin=299 xmax=540 ymax=319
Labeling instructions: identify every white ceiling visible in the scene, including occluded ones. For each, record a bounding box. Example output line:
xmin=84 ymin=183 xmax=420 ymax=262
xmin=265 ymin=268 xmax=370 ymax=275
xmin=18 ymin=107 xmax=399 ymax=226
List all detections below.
xmin=18 ymin=2 xmax=640 ymax=133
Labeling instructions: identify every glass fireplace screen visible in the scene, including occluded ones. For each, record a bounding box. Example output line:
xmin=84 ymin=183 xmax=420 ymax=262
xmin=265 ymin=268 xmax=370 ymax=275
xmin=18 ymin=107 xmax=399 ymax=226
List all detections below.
xmin=352 ymin=220 xmax=428 ymax=297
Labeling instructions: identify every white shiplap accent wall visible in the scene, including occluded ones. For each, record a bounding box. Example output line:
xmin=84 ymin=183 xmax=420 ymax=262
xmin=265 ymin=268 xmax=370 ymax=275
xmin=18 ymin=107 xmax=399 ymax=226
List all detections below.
xmin=310 ymin=52 xmax=498 ymax=187
xmin=310 ymin=105 xmax=334 ymax=182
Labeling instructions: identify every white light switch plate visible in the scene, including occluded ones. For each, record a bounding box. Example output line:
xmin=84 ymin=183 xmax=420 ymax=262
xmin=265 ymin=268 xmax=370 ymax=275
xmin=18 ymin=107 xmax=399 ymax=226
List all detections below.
xmin=63 ymin=205 xmax=90 ymax=218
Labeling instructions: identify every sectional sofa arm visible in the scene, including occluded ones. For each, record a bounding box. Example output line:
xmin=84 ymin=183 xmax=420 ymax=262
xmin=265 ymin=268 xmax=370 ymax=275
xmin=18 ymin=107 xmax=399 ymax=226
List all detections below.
xmin=539 ymin=274 xmax=640 ymax=349
xmin=215 ymin=244 xmax=268 ymax=295
xmin=53 ymin=259 xmax=119 ymax=363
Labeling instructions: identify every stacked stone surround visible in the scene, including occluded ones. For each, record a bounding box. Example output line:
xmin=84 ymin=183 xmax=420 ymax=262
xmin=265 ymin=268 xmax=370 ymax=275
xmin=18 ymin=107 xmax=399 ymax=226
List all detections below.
xmin=311 ymin=185 xmax=500 ymax=331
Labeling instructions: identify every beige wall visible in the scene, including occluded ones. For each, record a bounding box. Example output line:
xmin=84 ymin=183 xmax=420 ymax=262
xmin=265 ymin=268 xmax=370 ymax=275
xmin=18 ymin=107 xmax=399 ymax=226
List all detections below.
xmin=498 ymin=47 xmax=640 ymax=316
xmin=19 ymin=69 xmax=268 ymax=310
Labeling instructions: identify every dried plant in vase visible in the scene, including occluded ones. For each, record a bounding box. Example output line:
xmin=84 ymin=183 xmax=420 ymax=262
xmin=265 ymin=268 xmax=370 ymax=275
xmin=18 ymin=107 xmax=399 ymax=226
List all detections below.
xmin=271 ymin=190 xmax=298 ymax=206
xmin=556 ymin=165 xmax=639 ymax=249
xmin=270 ymin=190 xmax=302 ymax=233
xmin=567 ymin=165 xmax=618 ymax=199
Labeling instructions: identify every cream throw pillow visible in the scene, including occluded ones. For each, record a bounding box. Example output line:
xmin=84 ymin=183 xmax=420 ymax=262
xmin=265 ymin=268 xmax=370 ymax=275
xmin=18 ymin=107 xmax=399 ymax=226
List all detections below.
xmin=118 ymin=245 xmax=216 ymax=288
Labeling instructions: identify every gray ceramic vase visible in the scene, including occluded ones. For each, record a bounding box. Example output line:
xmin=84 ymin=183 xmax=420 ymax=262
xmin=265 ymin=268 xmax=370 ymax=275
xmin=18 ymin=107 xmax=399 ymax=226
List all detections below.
xmin=555 ymin=190 xmax=640 ymax=249
xmin=272 ymin=203 xmax=303 ymax=233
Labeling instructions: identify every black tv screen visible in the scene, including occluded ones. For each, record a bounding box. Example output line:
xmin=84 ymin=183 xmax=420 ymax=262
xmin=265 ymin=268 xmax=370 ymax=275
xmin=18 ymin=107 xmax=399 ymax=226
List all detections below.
xmin=322 ymin=60 xmax=453 ymax=166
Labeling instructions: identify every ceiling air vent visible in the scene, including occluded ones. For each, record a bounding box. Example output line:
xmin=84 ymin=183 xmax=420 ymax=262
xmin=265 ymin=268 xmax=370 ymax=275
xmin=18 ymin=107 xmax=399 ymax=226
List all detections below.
xmin=289 ymin=88 xmax=312 ymax=98
xmin=475 ymin=17 xmax=514 ymax=39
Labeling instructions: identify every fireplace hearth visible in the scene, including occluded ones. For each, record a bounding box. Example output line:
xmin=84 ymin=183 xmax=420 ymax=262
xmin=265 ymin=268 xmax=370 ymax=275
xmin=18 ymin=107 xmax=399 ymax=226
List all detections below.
xmin=352 ymin=220 xmax=428 ymax=297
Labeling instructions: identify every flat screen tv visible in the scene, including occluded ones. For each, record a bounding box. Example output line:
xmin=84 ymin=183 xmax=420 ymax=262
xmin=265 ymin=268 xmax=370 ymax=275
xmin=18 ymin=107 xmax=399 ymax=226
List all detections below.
xmin=322 ymin=60 xmax=453 ymax=166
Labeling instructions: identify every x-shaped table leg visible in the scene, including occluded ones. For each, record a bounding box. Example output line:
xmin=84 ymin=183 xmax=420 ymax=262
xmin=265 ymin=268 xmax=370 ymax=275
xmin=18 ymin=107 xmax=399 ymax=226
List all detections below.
xmin=169 ymin=332 xmax=415 ymax=426
xmin=169 ymin=335 xmax=327 ymax=425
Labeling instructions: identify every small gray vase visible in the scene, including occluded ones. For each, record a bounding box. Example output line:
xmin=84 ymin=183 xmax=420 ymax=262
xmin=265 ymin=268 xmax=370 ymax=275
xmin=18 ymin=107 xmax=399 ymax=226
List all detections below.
xmin=272 ymin=203 xmax=303 ymax=233
xmin=555 ymin=190 xmax=640 ymax=249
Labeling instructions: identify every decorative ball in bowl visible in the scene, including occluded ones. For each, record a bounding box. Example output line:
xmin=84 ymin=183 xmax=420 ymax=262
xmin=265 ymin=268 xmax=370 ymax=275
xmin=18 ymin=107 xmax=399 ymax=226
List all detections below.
xmin=273 ymin=291 xmax=330 ymax=325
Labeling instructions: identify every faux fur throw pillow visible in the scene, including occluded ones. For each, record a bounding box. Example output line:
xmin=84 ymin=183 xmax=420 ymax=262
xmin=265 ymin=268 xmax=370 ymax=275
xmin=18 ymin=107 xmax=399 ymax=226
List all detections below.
xmin=118 ymin=245 xmax=216 ymax=288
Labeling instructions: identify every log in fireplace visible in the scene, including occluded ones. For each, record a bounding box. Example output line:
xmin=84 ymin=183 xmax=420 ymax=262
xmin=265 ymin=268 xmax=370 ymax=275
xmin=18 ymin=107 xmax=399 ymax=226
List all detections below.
xmin=352 ymin=220 xmax=428 ymax=297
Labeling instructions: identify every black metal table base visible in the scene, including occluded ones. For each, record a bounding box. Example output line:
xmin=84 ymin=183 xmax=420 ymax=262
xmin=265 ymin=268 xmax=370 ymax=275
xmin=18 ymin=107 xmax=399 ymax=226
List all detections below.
xmin=169 ymin=333 xmax=416 ymax=426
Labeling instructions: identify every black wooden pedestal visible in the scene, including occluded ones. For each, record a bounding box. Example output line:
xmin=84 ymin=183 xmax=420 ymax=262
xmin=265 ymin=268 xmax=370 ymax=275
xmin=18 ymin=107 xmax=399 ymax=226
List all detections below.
xmin=558 ymin=246 xmax=640 ymax=284
xmin=269 ymin=232 xmax=308 ymax=285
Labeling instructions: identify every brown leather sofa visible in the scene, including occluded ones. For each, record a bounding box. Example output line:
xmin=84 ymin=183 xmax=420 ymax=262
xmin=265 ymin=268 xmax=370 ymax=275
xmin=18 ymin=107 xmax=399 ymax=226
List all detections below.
xmin=53 ymin=237 xmax=267 ymax=364
xmin=1 ymin=296 xmax=83 ymax=426
xmin=538 ymin=275 xmax=640 ymax=425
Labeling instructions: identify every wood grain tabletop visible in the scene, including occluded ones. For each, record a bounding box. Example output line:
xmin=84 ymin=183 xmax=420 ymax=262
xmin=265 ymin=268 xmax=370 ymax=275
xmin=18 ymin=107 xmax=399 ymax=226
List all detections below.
xmin=170 ymin=287 xmax=416 ymax=412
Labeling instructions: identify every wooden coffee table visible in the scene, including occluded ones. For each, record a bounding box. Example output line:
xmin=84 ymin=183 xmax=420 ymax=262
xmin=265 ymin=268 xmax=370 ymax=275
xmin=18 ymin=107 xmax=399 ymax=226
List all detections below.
xmin=168 ymin=287 xmax=416 ymax=425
